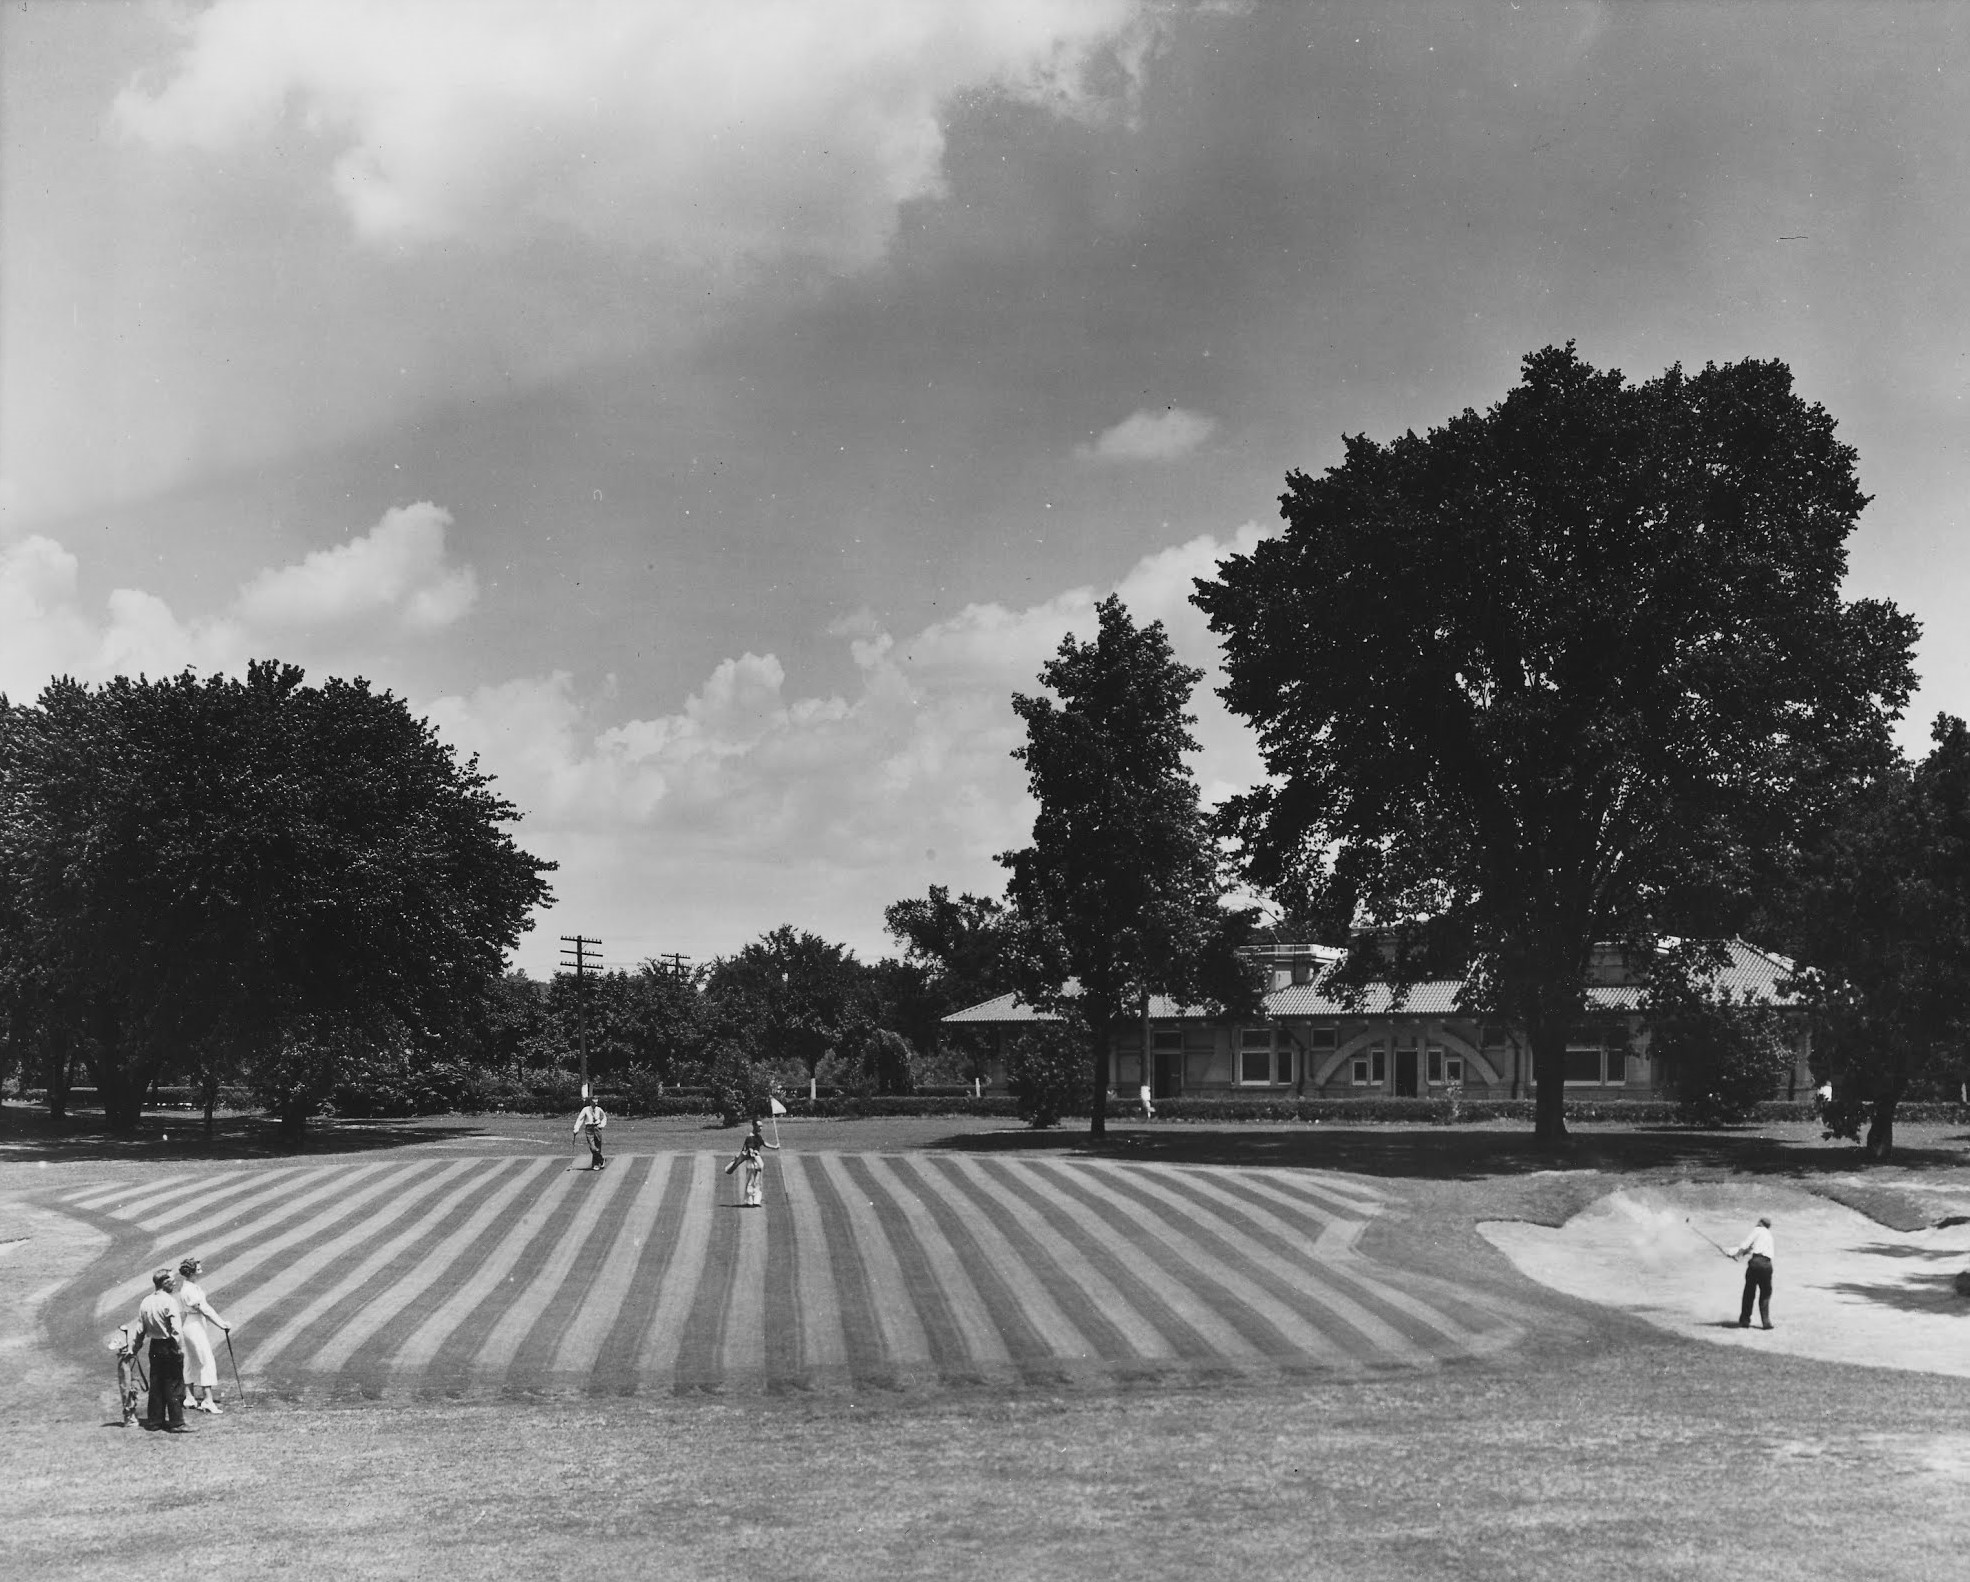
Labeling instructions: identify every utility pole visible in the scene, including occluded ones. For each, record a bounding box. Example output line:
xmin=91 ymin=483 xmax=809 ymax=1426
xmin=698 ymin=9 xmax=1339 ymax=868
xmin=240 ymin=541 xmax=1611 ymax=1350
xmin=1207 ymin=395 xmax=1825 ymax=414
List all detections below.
xmin=559 ymin=934 xmax=604 ymax=1097
xmin=657 ymin=952 xmax=691 ymax=979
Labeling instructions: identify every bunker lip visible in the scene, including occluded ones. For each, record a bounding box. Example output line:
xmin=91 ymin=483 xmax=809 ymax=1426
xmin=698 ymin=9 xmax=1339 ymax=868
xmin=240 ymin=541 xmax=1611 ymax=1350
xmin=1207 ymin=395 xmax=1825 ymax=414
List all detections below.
xmin=1480 ymin=1181 xmax=1970 ymax=1378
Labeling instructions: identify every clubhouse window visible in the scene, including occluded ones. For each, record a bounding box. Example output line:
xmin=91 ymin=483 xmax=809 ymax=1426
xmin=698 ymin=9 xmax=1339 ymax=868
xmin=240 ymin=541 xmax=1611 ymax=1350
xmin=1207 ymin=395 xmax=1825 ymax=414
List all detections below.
xmin=1240 ymin=1027 xmax=1289 ymax=1085
xmin=1307 ymin=1024 xmax=1337 ymax=1051
xmin=1352 ymin=1046 xmax=1387 ymax=1086
xmin=1564 ymin=1044 xmax=1624 ymax=1085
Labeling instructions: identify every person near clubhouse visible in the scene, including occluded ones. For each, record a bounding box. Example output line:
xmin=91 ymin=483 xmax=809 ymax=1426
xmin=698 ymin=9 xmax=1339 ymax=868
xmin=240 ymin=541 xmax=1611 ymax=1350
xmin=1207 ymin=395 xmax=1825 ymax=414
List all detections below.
xmin=1732 ymin=1215 xmax=1776 ymax=1329
xmin=132 ymin=1268 xmax=192 ymax=1432
xmin=574 ymin=1094 xmax=609 ymax=1170
xmin=176 ymin=1256 xmax=232 ymax=1413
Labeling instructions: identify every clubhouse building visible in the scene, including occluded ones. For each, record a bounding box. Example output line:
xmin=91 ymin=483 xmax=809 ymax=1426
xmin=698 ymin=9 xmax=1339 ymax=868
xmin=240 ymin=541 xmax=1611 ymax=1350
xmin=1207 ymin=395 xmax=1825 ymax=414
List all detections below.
xmin=942 ymin=938 xmax=1813 ymax=1103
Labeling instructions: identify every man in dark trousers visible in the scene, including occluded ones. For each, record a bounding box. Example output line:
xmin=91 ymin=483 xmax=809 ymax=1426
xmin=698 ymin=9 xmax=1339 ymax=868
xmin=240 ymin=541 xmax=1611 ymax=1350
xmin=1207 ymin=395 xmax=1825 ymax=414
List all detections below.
xmin=1731 ymin=1215 xmax=1776 ymax=1330
xmin=573 ymin=1094 xmax=609 ymax=1170
xmin=132 ymin=1267 xmax=192 ymax=1431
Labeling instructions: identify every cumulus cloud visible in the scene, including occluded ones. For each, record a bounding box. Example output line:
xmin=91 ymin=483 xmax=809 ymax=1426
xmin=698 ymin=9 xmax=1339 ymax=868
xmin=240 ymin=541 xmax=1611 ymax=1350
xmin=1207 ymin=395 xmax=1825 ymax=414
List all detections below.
xmin=1076 ymin=405 xmax=1218 ymax=462
xmin=113 ymin=0 xmax=1157 ymax=266
xmin=235 ymin=502 xmax=476 ymax=631
xmin=430 ymin=521 xmax=1271 ymax=962
xmin=0 ymin=503 xmax=478 ymax=700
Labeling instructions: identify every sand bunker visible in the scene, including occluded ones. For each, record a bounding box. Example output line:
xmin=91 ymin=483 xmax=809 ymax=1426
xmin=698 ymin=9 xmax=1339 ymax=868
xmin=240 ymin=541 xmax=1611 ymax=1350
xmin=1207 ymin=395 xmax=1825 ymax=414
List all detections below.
xmin=1480 ymin=1181 xmax=1970 ymax=1378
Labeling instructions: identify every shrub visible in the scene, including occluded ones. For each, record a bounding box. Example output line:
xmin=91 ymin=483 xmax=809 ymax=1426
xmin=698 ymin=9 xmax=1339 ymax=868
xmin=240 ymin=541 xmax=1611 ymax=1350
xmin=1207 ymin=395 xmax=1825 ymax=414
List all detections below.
xmin=706 ymin=1046 xmax=779 ymax=1127
xmin=1650 ymin=988 xmax=1796 ymax=1127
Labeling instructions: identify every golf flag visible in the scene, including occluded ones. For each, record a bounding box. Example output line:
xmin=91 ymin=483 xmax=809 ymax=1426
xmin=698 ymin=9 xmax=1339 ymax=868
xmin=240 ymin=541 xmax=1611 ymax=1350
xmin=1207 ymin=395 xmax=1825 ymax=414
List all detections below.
xmin=769 ymin=1096 xmax=787 ymax=1115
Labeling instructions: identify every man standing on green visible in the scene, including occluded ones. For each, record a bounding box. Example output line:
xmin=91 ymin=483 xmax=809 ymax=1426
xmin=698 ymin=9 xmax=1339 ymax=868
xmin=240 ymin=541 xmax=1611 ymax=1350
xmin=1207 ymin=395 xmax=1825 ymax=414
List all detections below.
xmin=573 ymin=1094 xmax=609 ymax=1171
xmin=132 ymin=1268 xmax=192 ymax=1432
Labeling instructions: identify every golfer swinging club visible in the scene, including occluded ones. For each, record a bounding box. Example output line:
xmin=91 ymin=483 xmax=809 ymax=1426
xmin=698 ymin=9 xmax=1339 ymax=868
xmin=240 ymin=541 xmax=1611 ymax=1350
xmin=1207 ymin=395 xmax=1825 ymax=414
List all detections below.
xmin=573 ymin=1092 xmax=608 ymax=1171
xmin=1731 ymin=1215 xmax=1776 ymax=1330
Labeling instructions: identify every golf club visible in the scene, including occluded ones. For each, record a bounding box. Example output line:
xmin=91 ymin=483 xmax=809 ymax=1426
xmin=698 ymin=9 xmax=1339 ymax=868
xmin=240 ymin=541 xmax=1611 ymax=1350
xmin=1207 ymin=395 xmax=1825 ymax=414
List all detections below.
xmin=1686 ymin=1217 xmax=1734 ymax=1259
xmin=224 ymin=1330 xmax=246 ymax=1405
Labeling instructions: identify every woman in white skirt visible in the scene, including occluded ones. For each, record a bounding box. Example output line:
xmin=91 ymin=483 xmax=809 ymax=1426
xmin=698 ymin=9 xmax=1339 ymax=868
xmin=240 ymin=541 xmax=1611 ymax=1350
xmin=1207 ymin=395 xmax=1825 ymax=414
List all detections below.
xmin=176 ymin=1256 xmax=232 ymax=1413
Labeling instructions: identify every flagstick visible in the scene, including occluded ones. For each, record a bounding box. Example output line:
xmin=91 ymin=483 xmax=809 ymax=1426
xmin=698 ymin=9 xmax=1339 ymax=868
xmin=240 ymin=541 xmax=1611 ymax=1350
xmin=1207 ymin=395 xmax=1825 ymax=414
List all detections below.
xmin=771 ymin=1110 xmax=790 ymax=1206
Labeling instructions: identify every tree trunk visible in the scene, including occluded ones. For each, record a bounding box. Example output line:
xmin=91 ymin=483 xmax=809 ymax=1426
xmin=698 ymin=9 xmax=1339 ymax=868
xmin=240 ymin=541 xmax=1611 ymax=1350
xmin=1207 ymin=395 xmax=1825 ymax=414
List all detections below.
xmin=1530 ymin=1020 xmax=1570 ymax=1148
xmin=1088 ymin=1015 xmax=1110 ymax=1137
xmin=43 ymin=1029 xmax=71 ymax=1120
xmin=1864 ymin=1093 xmax=1897 ymax=1160
xmin=279 ymin=1102 xmax=310 ymax=1145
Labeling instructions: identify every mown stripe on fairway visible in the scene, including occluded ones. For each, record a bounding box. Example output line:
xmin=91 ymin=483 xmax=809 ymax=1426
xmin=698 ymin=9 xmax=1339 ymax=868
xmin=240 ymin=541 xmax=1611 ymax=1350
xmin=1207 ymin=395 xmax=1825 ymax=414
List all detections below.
xmin=630 ymin=1154 xmax=718 ymax=1384
xmin=1193 ymin=1171 xmax=1510 ymax=1350
xmin=556 ymin=1157 xmax=682 ymax=1385
xmin=78 ymin=1166 xmax=268 ymax=1220
xmin=817 ymin=1154 xmax=934 ymax=1373
xmin=670 ymin=1164 xmax=744 ymax=1391
xmin=308 ymin=1160 xmax=554 ymax=1377
xmin=930 ymin=1157 xmax=1159 ymax=1364
xmin=1077 ymin=1162 xmax=1424 ymax=1367
xmin=244 ymin=1161 xmax=523 ymax=1372
xmin=890 ymin=1156 xmax=1091 ymax=1375
xmin=801 ymin=1153 xmax=910 ymax=1386
xmin=781 ymin=1155 xmax=849 ymax=1381
xmin=1121 ymin=1167 xmax=1446 ymax=1362
xmin=1030 ymin=1162 xmax=1319 ymax=1364
xmin=760 ymin=1178 xmax=804 ymax=1390
xmin=852 ymin=1154 xmax=1009 ymax=1378
xmin=507 ymin=1157 xmax=656 ymax=1386
xmin=984 ymin=1160 xmax=1217 ymax=1364
xmin=143 ymin=1163 xmax=388 ymax=1250
xmin=718 ymin=1195 xmax=771 ymax=1387
xmin=96 ymin=1162 xmax=405 ymax=1321
xmin=399 ymin=1170 xmax=587 ymax=1381
xmin=153 ymin=1163 xmax=451 ymax=1323
xmin=469 ymin=1162 xmax=632 ymax=1379
xmin=220 ymin=1160 xmax=480 ymax=1332
xmin=113 ymin=1165 xmax=313 ymax=1244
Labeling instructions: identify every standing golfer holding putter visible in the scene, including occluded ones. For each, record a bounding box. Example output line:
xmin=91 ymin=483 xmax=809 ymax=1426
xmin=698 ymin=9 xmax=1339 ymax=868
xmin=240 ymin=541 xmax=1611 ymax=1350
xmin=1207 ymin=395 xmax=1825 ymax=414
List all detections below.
xmin=176 ymin=1256 xmax=232 ymax=1413
xmin=573 ymin=1093 xmax=608 ymax=1171
xmin=1732 ymin=1215 xmax=1776 ymax=1329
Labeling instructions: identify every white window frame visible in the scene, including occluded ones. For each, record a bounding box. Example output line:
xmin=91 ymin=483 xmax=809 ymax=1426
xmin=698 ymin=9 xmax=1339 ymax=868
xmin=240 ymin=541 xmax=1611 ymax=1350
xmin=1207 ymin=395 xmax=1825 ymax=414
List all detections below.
xmin=1239 ymin=1027 xmax=1276 ymax=1086
xmin=1350 ymin=1056 xmax=1371 ymax=1086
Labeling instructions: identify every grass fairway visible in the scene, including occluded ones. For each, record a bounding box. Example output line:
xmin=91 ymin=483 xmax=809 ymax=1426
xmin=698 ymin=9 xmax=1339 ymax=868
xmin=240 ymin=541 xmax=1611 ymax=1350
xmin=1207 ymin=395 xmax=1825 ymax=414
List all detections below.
xmin=6 ymin=1110 xmax=1970 ymax=1580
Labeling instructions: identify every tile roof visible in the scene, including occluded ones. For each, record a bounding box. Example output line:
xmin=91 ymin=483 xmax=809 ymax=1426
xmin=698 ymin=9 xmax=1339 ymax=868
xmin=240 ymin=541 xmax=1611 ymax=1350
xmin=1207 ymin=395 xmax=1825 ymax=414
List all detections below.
xmin=940 ymin=939 xmax=1797 ymax=1024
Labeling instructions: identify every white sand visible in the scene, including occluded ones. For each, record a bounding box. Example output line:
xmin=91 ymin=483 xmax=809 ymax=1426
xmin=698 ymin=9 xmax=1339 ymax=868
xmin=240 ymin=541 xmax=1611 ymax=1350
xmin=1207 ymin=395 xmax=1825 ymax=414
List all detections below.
xmin=1480 ymin=1181 xmax=1970 ymax=1378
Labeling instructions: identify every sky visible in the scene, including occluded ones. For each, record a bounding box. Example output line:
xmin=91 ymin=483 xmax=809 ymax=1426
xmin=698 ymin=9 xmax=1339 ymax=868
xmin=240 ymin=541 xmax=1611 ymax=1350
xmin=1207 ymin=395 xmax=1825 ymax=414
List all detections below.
xmin=4 ymin=1 xmax=1968 ymax=978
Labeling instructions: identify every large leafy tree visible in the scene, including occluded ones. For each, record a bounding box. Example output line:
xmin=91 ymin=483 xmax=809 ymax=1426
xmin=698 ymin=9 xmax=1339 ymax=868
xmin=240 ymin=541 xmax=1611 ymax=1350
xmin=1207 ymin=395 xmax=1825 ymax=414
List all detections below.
xmin=1194 ymin=345 xmax=1917 ymax=1146
xmin=1778 ymin=715 xmax=1970 ymax=1158
xmin=706 ymin=925 xmax=877 ymax=1081
xmin=0 ymin=662 xmax=555 ymax=1134
xmin=998 ymin=595 xmax=1261 ymax=1137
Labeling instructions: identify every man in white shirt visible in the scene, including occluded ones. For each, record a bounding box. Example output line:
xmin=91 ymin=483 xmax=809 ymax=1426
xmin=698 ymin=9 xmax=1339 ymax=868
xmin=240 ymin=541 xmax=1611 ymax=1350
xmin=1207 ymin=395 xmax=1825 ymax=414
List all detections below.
xmin=1731 ymin=1215 xmax=1776 ymax=1330
xmin=132 ymin=1268 xmax=192 ymax=1431
xmin=573 ymin=1096 xmax=608 ymax=1170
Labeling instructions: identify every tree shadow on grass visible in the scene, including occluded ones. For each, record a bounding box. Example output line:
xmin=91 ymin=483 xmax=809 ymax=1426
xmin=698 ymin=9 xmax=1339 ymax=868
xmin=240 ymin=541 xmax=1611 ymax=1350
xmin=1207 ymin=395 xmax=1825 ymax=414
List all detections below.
xmin=0 ymin=1102 xmax=479 ymax=1163
xmin=1822 ymin=1272 xmax=1970 ymax=1314
xmin=926 ymin=1124 xmax=1970 ymax=1186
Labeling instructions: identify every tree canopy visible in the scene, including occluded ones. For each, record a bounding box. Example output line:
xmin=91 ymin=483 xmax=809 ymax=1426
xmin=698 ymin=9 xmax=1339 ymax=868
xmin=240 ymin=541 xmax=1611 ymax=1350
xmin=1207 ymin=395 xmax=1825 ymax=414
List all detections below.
xmin=1777 ymin=714 xmax=1970 ymax=1157
xmin=998 ymin=595 xmax=1260 ymax=1135
xmin=1193 ymin=345 xmax=1917 ymax=1145
xmin=0 ymin=662 xmax=555 ymax=1132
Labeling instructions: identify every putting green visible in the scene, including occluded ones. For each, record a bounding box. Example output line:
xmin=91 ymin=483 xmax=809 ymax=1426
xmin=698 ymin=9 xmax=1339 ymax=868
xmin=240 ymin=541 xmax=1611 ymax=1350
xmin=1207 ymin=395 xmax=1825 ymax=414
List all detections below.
xmin=46 ymin=1151 xmax=1529 ymax=1402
